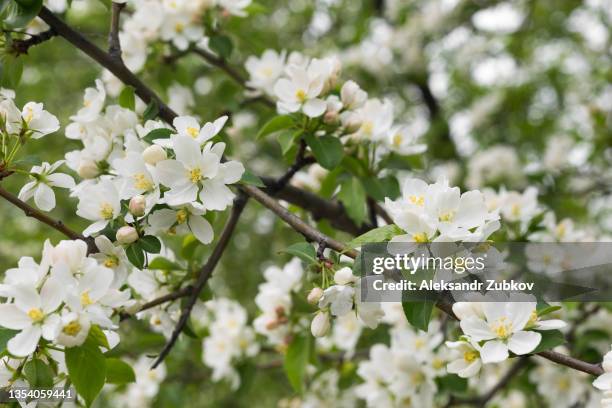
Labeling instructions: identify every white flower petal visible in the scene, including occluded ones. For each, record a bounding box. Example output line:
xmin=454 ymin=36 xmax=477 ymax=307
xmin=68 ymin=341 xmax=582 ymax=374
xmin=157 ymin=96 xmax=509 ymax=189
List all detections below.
xmin=480 ymin=340 xmax=509 ymax=363
xmin=188 ymin=215 xmax=214 ymax=244
xmin=507 ymin=330 xmax=541 ymax=355
xmin=0 ymin=304 xmax=32 ymax=329
xmin=7 ymin=325 xmax=42 ymax=357
xmin=34 ymin=183 xmax=56 ymax=211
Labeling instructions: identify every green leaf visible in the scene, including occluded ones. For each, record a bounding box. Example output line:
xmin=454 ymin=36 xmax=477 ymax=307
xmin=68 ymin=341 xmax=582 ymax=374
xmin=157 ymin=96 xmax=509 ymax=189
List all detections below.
xmin=281 ymin=242 xmax=316 ymax=263
xmin=65 ymin=333 xmax=107 ymax=407
xmin=209 ymin=34 xmax=233 ymax=59
xmin=244 ymin=1 xmax=267 ymax=15
xmin=148 ymin=257 xmax=183 ymax=271
xmin=436 ymin=374 xmax=468 ymax=393
xmin=88 ymin=325 xmax=110 ymax=349
xmin=138 ymin=235 xmax=162 ymax=254
xmin=142 ymin=128 xmax=173 ymax=143
xmin=0 ymin=328 xmax=17 ymax=354
xmin=361 ymin=175 xmax=400 ymax=201
xmin=0 ymin=56 xmax=23 ymax=88
xmin=402 ymin=301 xmax=435 ymax=332
xmin=105 ymin=358 xmax=136 ymax=385
xmin=143 ymin=100 xmax=159 ymax=121
xmin=531 ymin=330 xmax=565 ymax=354
xmin=537 ymin=305 xmax=562 ymax=316
xmin=181 ymin=234 xmax=199 ymax=260
xmin=337 ymin=177 xmax=367 ymax=225
xmin=348 ymin=224 xmax=405 ymax=248
xmin=4 ymin=0 xmax=43 ymax=28
xmin=118 ymin=86 xmax=136 ymax=111
xmin=277 ymin=130 xmax=302 ymax=157
xmin=284 ymin=334 xmax=311 ymax=394
xmin=240 ymin=169 xmax=265 ymax=187
xmin=304 ymin=134 xmax=343 ymax=170
xmin=256 ymin=115 xmax=293 ymax=140
xmin=24 ymin=358 xmax=54 ymax=388
xmin=126 ymin=244 xmax=145 ymax=269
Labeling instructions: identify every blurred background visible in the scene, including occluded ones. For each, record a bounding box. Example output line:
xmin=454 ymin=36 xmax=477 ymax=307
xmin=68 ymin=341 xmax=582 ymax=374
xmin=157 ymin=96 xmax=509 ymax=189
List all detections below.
xmin=1 ymin=0 xmax=611 ymax=406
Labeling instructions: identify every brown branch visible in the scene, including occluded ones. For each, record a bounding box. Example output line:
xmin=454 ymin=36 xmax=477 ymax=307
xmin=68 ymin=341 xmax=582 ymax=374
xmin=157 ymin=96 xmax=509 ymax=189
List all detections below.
xmin=191 ymin=47 xmax=275 ymax=108
xmin=0 ymin=185 xmax=96 ymax=253
xmin=10 ymin=29 xmax=57 ymax=56
xmin=108 ymin=1 xmax=125 ymax=61
xmin=267 ymin=140 xmax=315 ymax=194
xmin=537 ymin=350 xmax=603 ymax=376
xmin=151 ymin=193 xmax=248 ymax=368
xmin=119 ymin=285 xmax=194 ymax=322
xmin=38 ymin=6 xmax=178 ymax=124
xmin=240 ymin=184 xmax=358 ymax=258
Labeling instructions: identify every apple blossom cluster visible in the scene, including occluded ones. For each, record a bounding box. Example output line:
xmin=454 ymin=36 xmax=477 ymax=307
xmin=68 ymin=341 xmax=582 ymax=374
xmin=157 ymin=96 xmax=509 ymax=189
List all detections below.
xmin=110 ymin=356 xmax=167 ymax=408
xmin=245 ymin=50 xmax=427 ymax=156
xmin=448 ymin=300 xmax=566 ymax=377
xmin=0 ymin=239 xmax=129 ymax=359
xmin=253 ymin=257 xmax=304 ymax=347
xmin=192 ymin=298 xmax=259 ymax=389
xmin=64 ymin=80 xmax=244 ymax=246
xmin=310 ymin=266 xmax=383 ymax=339
xmin=385 ymin=177 xmax=501 ymax=245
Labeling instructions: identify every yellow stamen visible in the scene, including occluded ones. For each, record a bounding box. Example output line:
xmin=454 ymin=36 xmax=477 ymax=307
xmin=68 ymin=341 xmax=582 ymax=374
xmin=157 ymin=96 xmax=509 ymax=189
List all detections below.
xmin=175 ymin=22 xmax=184 ymax=33
xmin=80 ymin=291 xmax=94 ymax=306
xmin=186 ymin=127 xmax=199 ymax=138
xmin=189 ymin=168 xmax=202 ymax=183
xmin=134 ymin=173 xmax=153 ymax=191
xmin=361 ymin=121 xmax=373 ymax=135
xmin=27 ymin=308 xmax=44 ymax=323
xmin=176 ymin=209 xmax=188 ymax=224
xmin=23 ymin=108 xmax=34 ymax=123
xmin=295 ymin=89 xmax=306 ymax=102
xmin=100 ymin=203 xmax=114 ymax=220
xmin=490 ymin=317 xmax=513 ymax=339
xmin=393 ymin=133 xmax=403 ymax=147
xmin=412 ymin=232 xmax=429 ymax=243
xmin=439 ymin=211 xmax=455 ymax=222
xmin=104 ymin=256 xmax=118 ymax=268
xmin=62 ymin=321 xmax=82 ymax=336
xmin=409 ymin=195 xmax=424 ymax=206
xmin=464 ymin=350 xmax=478 ymax=362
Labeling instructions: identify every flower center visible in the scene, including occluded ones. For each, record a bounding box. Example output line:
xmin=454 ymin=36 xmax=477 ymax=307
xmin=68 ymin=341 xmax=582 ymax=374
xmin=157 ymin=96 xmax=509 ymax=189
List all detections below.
xmin=511 ymin=203 xmax=521 ymax=217
xmin=80 ymin=291 xmax=94 ymax=306
xmin=393 ymin=133 xmax=403 ymax=147
xmin=412 ymin=232 xmax=429 ymax=243
xmin=408 ymin=195 xmax=424 ymax=206
xmin=27 ymin=308 xmax=44 ymax=323
xmin=62 ymin=320 xmax=82 ymax=336
xmin=490 ymin=317 xmax=513 ymax=339
xmin=361 ymin=121 xmax=373 ymax=135
xmin=134 ymin=173 xmax=153 ymax=191
xmin=104 ymin=255 xmax=119 ymax=268
xmin=186 ymin=127 xmax=199 ymax=138
xmin=176 ymin=209 xmax=188 ymax=224
xmin=100 ymin=202 xmax=114 ymax=220
xmin=175 ymin=22 xmax=185 ymax=33
xmin=189 ymin=168 xmax=202 ymax=183
xmin=23 ymin=107 xmax=34 ymax=123
xmin=295 ymin=89 xmax=307 ymax=102
xmin=526 ymin=310 xmax=538 ymax=328
xmin=463 ymin=350 xmax=478 ymax=362
xmin=439 ymin=211 xmax=455 ymax=222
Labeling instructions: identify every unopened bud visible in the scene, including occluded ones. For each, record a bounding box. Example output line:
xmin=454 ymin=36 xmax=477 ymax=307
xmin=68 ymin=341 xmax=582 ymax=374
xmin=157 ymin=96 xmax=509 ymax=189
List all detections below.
xmin=129 ymin=195 xmax=146 ymax=217
xmin=340 ymin=111 xmax=362 ymax=133
xmin=116 ymin=226 xmax=139 ymax=244
xmin=310 ymin=311 xmax=330 ymax=337
xmin=77 ymin=160 xmax=100 ymax=179
xmin=340 ymin=80 xmax=367 ymax=110
xmin=334 ymin=267 xmax=357 ymax=285
xmin=323 ymin=110 xmax=339 ymax=125
xmin=142 ymin=145 xmax=167 ymax=165
xmin=307 ymin=287 xmax=324 ymax=304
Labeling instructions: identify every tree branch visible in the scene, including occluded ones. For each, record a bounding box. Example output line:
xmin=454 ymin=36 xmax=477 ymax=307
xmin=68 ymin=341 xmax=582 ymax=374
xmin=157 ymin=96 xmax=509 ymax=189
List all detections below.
xmin=119 ymin=285 xmax=195 ymax=322
xmin=0 ymin=185 xmax=96 ymax=253
xmin=10 ymin=29 xmax=57 ymax=56
xmin=108 ymin=1 xmax=125 ymax=61
xmin=151 ymin=193 xmax=248 ymax=368
xmin=38 ymin=6 xmax=178 ymax=124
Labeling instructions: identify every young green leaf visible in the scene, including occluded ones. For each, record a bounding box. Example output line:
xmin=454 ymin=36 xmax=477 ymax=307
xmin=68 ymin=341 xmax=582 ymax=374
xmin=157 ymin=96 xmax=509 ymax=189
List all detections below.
xmin=126 ymin=244 xmax=145 ymax=269
xmin=143 ymin=100 xmax=159 ymax=121
xmin=240 ymin=170 xmax=266 ymax=187
xmin=209 ymin=35 xmax=233 ymax=59
xmin=304 ymin=134 xmax=343 ymax=170
xmin=65 ymin=333 xmax=107 ymax=407
xmin=284 ymin=334 xmax=311 ymax=394
xmin=0 ymin=328 xmax=18 ymax=354
xmin=142 ymin=128 xmax=173 ymax=143
xmin=531 ymin=330 xmax=565 ymax=354
xmin=256 ymin=115 xmax=293 ymax=140
xmin=402 ymin=301 xmax=435 ymax=332
xmin=24 ymin=358 xmax=54 ymax=388
xmin=105 ymin=358 xmax=136 ymax=385
xmin=138 ymin=235 xmax=162 ymax=254
xmin=148 ymin=257 xmax=183 ymax=271
xmin=281 ymin=242 xmax=317 ymax=263
xmin=337 ymin=177 xmax=367 ymax=225
xmin=88 ymin=325 xmax=110 ymax=349
xmin=118 ymin=86 xmax=136 ymax=111
xmin=348 ymin=224 xmax=404 ymax=248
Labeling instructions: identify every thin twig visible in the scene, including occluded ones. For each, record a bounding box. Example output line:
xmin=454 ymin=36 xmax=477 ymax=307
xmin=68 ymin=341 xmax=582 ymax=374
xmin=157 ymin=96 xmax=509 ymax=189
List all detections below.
xmin=10 ymin=29 xmax=57 ymax=56
xmin=119 ymin=285 xmax=194 ymax=321
xmin=151 ymin=194 xmax=248 ymax=368
xmin=108 ymin=1 xmax=125 ymax=61
xmin=268 ymin=140 xmax=315 ymax=194
xmin=0 ymin=186 xmax=96 ymax=253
